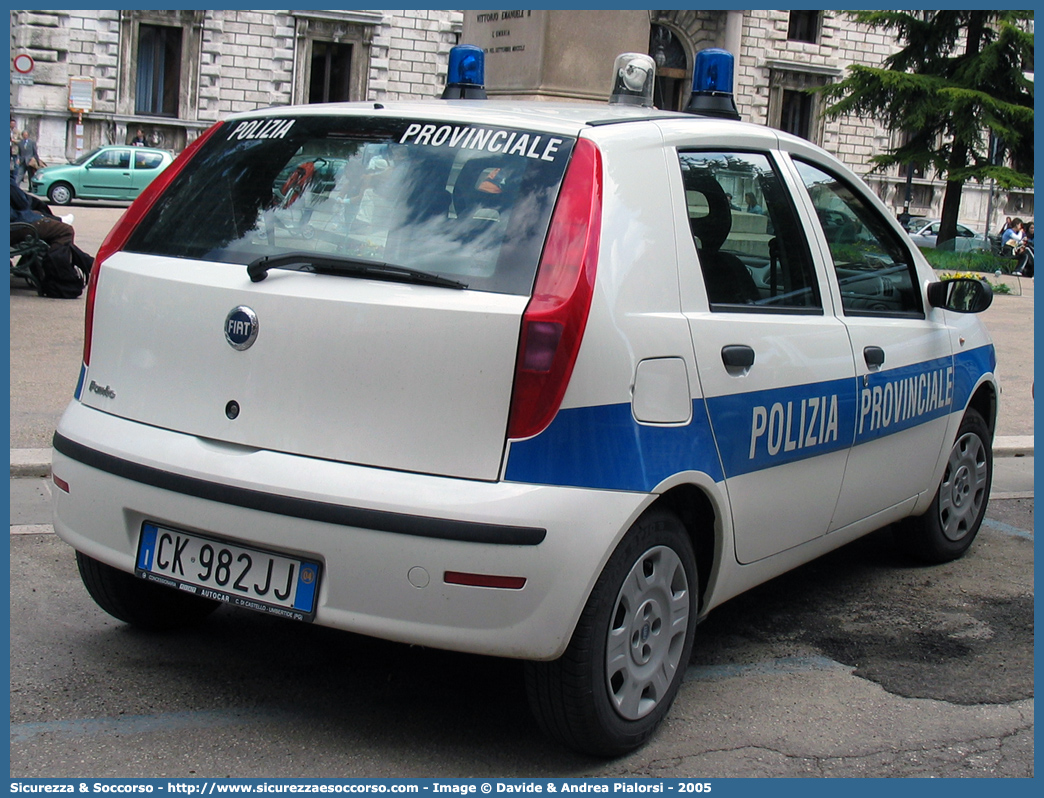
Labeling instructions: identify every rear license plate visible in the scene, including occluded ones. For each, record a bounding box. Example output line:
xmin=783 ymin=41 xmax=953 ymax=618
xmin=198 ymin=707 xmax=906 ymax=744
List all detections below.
xmin=136 ymin=523 xmax=321 ymax=622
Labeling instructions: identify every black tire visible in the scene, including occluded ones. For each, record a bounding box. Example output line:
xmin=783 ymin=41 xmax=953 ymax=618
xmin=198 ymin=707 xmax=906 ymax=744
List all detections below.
xmin=76 ymin=551 xmax=220 ymax=631
xmin=525 ymin=508 xmax=697 ymax=757
xmin=896 ymin=408 xmax=993 ymax=564
xmin=48 ymin=182 xmax=74 ymax=205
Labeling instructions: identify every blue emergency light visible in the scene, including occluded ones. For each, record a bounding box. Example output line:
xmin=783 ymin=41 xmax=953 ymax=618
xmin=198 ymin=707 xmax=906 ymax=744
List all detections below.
xmin=684 ymin=48 xmax=740 ymax=120
xmin=442 ymin=44 xmax=487 ymax=100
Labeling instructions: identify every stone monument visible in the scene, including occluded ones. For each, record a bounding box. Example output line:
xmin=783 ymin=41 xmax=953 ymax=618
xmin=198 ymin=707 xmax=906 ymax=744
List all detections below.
xmin=462 ymin=9 xmax=651 ymax=102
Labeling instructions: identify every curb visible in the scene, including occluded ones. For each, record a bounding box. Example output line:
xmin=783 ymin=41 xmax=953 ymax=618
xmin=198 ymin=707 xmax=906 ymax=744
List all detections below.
xmin=11 ymin=437 xmax=1034 ymax=479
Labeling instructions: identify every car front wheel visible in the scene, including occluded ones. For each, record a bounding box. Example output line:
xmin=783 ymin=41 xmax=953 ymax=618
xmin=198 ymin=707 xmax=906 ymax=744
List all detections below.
xmin=525 ymin=508 xmax=697 ymax=756
xmin=896 ymin=408 xmax=992 ymax=563
xmin=48 ymin=182 xmax=74 ymax=205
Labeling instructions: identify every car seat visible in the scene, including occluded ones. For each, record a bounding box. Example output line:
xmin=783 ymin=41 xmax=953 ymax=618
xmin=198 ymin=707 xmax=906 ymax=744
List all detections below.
xmin=686 ymin=171 xmax=760 ymax=305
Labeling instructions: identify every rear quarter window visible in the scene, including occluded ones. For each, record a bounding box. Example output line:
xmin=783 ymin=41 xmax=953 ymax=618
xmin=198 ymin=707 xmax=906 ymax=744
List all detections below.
xmin=124 ymin=116 xmax=575 ymax=296
xmin=134 ymin=151 xmax=165 ymax=170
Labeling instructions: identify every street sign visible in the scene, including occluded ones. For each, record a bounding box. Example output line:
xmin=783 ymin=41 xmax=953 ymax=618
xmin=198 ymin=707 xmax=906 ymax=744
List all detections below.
xmin=13 ymin=53 xmax=34 ymax=73
xmin=12 ymin=53 xmax=34 ymax=85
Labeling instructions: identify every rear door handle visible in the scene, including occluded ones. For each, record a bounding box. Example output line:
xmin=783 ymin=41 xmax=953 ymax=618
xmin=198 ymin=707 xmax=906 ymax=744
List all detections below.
xmin=721 ymin=344 xmax=755 ymax=369
xmin=863 ymin=346 xmax=885 ymax=369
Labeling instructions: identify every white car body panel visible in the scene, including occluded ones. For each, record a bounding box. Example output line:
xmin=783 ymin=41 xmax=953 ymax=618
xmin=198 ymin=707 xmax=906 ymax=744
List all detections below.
xmin=80 ymin=254 xmax=527 ymax=481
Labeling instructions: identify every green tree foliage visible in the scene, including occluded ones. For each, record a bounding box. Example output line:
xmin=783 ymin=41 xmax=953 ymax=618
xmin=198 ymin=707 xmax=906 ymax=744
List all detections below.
xmin=820 ymin=11 xmax=1033 ymax=249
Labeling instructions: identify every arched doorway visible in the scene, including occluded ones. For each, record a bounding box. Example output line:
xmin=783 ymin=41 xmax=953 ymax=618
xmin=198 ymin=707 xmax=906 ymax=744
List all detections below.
xmin=649 ymin=24 xmax=688 ymax=110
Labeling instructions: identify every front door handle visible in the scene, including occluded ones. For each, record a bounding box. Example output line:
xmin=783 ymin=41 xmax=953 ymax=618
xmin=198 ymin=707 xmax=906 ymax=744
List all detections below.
xmin=722 ymin=344 xmax=755 ymax=369
xmin=864 ymin=346 xmax=885 ymax=369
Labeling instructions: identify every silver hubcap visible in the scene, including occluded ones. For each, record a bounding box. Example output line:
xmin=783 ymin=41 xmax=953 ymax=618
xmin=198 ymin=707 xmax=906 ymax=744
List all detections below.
xmin=605 ymin=545 xmax=690 ymax=720
xmin=938 ymin=431 xmax=989 ymax=542
xmin=52 ymin=186 xmax=71 ymax=203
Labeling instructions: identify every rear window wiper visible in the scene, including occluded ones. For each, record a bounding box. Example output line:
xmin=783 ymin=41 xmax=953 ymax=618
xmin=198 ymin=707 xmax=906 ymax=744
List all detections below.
xmin=247 ymin=252 xmax=467 ymax=289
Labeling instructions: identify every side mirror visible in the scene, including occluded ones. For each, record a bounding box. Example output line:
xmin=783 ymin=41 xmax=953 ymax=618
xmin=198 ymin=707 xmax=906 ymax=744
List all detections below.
xmin=927 ymin=277 xmax=993 ymax=313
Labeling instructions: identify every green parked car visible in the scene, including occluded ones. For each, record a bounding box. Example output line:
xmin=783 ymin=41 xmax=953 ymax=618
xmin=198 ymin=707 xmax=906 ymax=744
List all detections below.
xmin=29 ymin=145 xmax=174 ymax=205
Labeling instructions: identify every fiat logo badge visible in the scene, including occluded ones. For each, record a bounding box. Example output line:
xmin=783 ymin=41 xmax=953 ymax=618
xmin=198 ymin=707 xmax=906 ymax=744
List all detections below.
xmin=225 ymin=306 xmax=259 ymax=351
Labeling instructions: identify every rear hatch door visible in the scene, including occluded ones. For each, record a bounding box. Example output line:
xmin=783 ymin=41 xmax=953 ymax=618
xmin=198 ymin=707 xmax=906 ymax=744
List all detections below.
xmin=80 ymin=113 xmax=576 ymax=481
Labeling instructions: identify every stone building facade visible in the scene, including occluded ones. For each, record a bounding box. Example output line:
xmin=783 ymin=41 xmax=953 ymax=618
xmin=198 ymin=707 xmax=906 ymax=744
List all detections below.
xmin=9 ymin=8 xmax=1031 ymax=228
xmin=9 ymin=9 xmax=464 ymax=162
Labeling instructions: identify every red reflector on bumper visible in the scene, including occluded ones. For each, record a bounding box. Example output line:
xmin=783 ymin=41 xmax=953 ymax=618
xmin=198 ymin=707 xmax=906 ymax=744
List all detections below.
xmin=52 ymin=474 xmax=70 ymax=493
xmin=444 ymin=571 xmax=527 ymax=590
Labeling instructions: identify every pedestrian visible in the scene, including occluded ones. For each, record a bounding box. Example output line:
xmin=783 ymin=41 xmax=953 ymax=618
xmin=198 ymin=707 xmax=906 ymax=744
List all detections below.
xmin=17 ymin=129 xmax=41 ymax=186
xmin=1014 ymin=221 xmax=1033 ymax=277
xmin=130 ymin=127 xmax=147 ymax=146
xmin=744 ymin=191 xmax=763 ymax=214
xmin=10 ymin=118 xmax=19 ymax=148
xmin=1001 ymin=217 xmax=1024 ymax=255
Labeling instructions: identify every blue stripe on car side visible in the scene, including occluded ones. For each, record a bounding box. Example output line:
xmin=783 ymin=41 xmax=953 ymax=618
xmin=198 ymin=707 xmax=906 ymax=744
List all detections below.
xmin=952 ymin=344 xmax=997 ymax=408
xmin=504 ymin=401 xmax=724 ymax=491
xmin=504 ymin=345 xmax=995 ymax=491
xmin=705 ymin=375 xmax=856 ymax=478
xmin=852 ymin=354 xmax=954 ymax=445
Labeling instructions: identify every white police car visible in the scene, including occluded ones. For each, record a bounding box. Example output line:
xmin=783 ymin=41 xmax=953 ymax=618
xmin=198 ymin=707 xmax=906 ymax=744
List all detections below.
xmin=51 ymin=48 xmax=997 ymax=756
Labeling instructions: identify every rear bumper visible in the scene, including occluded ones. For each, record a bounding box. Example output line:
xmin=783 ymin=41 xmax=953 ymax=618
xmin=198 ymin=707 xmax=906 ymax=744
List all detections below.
xmin=51 ymin=401 xmax=648 ymax=660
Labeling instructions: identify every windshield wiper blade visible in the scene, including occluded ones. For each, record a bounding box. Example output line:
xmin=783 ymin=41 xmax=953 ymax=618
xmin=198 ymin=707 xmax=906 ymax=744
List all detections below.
xmin=247 ymin=252 xmax=467 ymax=289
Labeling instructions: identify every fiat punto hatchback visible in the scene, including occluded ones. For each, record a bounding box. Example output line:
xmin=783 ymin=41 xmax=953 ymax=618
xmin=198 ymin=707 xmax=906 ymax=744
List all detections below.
xmin=52 ymin=49 xmax=997 ymax=756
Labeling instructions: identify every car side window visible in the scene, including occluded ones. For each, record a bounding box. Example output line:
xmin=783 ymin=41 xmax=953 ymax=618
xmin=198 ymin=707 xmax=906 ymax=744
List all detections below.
xmin=793 ymin=158 xmax=922 ymax=317
xmin=134 ymin=151 xmax=163 ymax=169
xmin=94 ymin=149 xmax=131 ymax=169
xmin=678 ymin=150 xmax=821 ymax=312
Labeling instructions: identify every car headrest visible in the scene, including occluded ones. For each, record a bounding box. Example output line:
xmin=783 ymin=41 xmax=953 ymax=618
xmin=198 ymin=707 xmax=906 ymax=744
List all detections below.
xmin=685 ymin=171 xmax=732 ymax=253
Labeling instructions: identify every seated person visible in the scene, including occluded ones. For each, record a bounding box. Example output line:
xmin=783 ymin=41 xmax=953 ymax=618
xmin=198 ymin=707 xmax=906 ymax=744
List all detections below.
xmin=11 ymin=174 xmax=88 ymax=297
xmin=10 ymin=173 xmax=74 ymax=250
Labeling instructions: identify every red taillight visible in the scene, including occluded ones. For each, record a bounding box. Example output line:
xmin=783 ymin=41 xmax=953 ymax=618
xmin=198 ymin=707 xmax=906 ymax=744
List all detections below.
xmin=507 ymin=138 xmax=602 ymax=440
xmin=83 ymin=121 xmax=224 ymax=367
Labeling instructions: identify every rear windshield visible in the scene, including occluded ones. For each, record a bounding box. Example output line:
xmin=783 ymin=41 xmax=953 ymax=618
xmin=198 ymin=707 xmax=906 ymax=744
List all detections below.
xmin=125 ymin=115 xmax=576 ymax=295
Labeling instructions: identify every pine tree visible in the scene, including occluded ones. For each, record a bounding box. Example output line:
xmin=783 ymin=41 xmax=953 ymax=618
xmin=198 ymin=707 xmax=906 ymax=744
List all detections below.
xmin=820 ymin=11 xmax=1033 ymax=250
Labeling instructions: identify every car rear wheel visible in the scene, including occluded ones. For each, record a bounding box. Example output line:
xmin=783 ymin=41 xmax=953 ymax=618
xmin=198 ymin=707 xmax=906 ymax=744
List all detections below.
xmin=48 ymin=182 xmax=74 ymax=205
xmin=896 ymin=408 xmax=992 ymax=563
xmin=525 ymin=508 xmax=697 ymax=756
xmin=76 ymin=551 xmax=220 ymax=630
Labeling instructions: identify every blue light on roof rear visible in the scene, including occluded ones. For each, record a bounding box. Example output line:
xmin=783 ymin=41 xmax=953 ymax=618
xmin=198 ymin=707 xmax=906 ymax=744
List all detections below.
xmin=693 ymin=48 xmax=733 ymax=94
xmin=442 ymin=44 xmax=487 ymax=100
xmin=684 ymin=48 xmax=740 ymax=120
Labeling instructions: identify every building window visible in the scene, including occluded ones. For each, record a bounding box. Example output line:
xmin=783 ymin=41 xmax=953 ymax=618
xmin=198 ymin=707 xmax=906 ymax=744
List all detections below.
xmin=779 ymin=90 xmax=813 ymax=140
xmin=291 ymin=12 xmax=379 ymax=105
xmin=766 ymin=64 xmax=839 ymax=146
xmin=136 ymin=24 xmax=182 ymax=117
xmin=787 ymin=11 xmax=820 ymax=44
xmin=309 ymin=41 xmax=354 ymax=103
